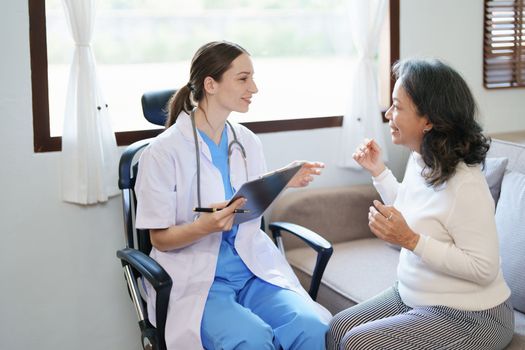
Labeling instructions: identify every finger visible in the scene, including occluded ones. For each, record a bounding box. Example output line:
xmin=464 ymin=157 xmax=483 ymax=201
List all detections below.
xmin=300 ymin=164 xmax=324 ymax=176
xmin=369 ymin=213 xmax=389 ymax=238
xmin=229 ymin=197 xmax=247 ymax=210
xmin=368 ymin=219 xmax=385 ymax=240
xmin=373 ymin=200 xmax=389 ymax=218
xmin=302 ymin=161 xmax=325 ymax=169
xmin=296 ymin=178 xmax=313 ymax=187
xmin=209 ymin=201 xmax=229 ymax=209
xmin=215 ymin=198 xmax=246 ymax=217
xmin=292 ymin=160 xmax=318 ymax=170
xmin=369 ymin=140 xmax=382 ymax=153
xmin=303 ymin=168 xmax=322 ymax=176
xmin=301 ymin=175 xmax=315 ymax=184
xmin=369 ymin=206 xmax=386 ymax=224
xmin=363 ymin=139 xmax=372 ymax=148
xmin=368 ymin=219 xmax=380 ymax=234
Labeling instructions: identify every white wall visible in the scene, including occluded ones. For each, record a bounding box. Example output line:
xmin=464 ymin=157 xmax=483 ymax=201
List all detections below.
xmin=1 ymin=2 xmax=140 ymax=349
xmin=400 ymin=0 xmax=525 ymax=133
xmin=0 ymin=0 xmax=523 ymax=349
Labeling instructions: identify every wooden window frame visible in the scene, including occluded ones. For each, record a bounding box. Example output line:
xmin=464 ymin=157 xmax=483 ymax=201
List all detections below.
xmin=483 ymin=0 xmax=525 ymax=89
xmin=28 ymin=0 xmax=399 ymax=152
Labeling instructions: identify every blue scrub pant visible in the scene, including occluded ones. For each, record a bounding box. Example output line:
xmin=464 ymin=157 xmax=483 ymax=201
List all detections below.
xmin=201 ymin=276 xmax=328 ymax=350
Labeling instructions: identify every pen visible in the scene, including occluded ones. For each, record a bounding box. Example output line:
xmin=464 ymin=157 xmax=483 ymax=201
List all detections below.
xmin=193 ymin=207 xmax=250 ymax=214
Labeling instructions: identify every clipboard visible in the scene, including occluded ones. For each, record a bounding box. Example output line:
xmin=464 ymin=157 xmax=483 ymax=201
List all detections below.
xmin=227 ymin=163 xmax=303 ymax=225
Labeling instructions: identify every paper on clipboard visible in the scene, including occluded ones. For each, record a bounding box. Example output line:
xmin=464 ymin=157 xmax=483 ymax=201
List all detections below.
xmin=227 ymin=163 xmax=303 ymax=225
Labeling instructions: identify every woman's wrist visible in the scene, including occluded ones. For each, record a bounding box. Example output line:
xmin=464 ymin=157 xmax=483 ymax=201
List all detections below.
xmin=191 ymin=219 xmax=210 ymax=236
xmin=371 ymin=164 xmax=387 ymax=178
xmin=404 ymin=231 xmax=420 ymax=251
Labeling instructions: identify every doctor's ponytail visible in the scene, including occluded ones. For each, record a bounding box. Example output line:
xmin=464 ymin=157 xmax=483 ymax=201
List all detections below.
xmin=166 ymin=85 xmax=194 ymax=128
xmin=165 ymin=41 xmax=248 ymax=128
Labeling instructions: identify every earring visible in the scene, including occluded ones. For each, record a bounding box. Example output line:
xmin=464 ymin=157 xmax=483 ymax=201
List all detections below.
xmin=423 ymin=128 xmax=431 ymax=133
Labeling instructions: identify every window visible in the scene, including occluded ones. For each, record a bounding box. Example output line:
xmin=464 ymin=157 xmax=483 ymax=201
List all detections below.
xmin=483 ymin=0 xmax=525 ymax=89
xmin=29 ymin=0 xmax=399 ymax=152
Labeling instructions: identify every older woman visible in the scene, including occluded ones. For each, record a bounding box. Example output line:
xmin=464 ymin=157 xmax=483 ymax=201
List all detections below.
xmin=327 ymin=58 xmax=514 ymax=350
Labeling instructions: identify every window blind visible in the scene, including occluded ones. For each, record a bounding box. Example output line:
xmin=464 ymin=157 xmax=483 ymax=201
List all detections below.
xmin=484 ymin=0 xmax=524 ymax=88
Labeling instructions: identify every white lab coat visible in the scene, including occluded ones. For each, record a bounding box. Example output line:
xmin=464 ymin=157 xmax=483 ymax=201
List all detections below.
xmin=135 ymin=112 xmax=331 ymax=350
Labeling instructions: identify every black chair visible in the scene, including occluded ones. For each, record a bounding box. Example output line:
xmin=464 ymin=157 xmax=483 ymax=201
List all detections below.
xmin=116 ymin=90 xmax=333 ymax=350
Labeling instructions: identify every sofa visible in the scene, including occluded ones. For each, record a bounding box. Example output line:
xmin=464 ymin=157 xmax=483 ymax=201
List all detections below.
xmin=269 ymin=138 xmax=525 ymax=349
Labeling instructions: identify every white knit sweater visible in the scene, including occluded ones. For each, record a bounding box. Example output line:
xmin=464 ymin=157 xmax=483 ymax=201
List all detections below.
xmin=373 ymin=152 xmax=510 ymax=311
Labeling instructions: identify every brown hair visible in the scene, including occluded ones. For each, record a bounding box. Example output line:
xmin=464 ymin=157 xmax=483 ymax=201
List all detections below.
xmin=165 ymin=41 xmax=249 ymax=128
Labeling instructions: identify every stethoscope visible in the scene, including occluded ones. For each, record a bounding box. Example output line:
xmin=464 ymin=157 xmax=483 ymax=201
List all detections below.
xmin=190 ymin=110 xmax=248 ymax=208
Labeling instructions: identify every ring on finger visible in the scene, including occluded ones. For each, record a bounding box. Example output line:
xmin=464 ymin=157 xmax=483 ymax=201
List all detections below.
xmin=386 ymin=212 xmax=393 ymax=221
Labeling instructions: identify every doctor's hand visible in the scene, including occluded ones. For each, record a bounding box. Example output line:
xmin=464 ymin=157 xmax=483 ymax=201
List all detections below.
xmin=287 ymin=161 xmax=325 ymax=188
xmin=194 ymin=198 xmax=246 ymax=234
xmin=368 ymin=200 xmax=420 ymax=251
xmin=352 ymin=138 xmax=386 ymax=177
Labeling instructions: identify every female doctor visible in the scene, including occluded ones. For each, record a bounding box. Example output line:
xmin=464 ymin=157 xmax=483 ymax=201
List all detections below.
xmin=135 ymin=41 xmax=331 ymax=350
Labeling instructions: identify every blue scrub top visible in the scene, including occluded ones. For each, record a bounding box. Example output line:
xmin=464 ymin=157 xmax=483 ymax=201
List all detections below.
xmin=198 ymin=128 xmax=253 ymax=286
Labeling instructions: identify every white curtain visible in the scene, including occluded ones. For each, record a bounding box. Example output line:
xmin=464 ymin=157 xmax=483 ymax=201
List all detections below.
xmin=61 ymin=0 xmax=119 ymax=205
xmin=338 ymin=0 xmax=389 ymax=168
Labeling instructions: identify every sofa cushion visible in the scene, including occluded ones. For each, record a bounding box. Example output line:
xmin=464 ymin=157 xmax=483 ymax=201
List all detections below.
xmin=483 ymin=157 xmax=508 ymax=205
xmin=495 ymin=170 xmax=525 ymax=313
xmin=286 ymin=238 xmax=399 ymax=312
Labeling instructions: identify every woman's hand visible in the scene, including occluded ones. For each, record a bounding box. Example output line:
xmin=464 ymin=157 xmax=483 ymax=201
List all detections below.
xmin=368 ymin=200 xmax=420 ymax=251
xmin=150 ymin=198 xmax=247 ymax=251
xmin=352 ymin=138 xmax=386 ymax=177
xmin=287 ymin=161 xmax=325 ymax=188
xmin=193 ymin=198 xmax=246 ymax=234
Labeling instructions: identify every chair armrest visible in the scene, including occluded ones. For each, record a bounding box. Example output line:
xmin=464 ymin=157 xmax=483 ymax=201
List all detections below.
xmin=117 ymin=248 xmax=172 ymax=350
xmin=269 ymin=222 xmax=333 ymax=301
xmin=117 ymin=247 xmax=171 ymax=289
xmin=270 ymin=184 xmax=380 ymax=249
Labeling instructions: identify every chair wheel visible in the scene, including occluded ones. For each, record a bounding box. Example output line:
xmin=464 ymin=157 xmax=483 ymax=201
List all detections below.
xmin=141 ymin=328 xmax=157 ymax=350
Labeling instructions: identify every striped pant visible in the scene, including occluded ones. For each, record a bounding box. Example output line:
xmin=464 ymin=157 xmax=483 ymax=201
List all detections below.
xmin=327 ymin=284 xmax=514 ymax=350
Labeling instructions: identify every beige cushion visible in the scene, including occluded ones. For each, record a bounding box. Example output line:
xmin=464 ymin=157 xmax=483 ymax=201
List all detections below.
xmin=271 ymin=185 xmax=380 ymax=249
xmin=286 ymin=238 xmax=399 ymax=313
